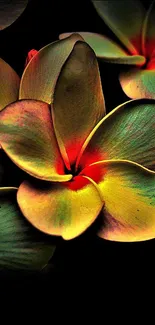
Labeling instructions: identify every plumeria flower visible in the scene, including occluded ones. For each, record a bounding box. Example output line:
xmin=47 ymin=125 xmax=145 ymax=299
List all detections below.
xmin=0 ymin=34 xmax=83 ymax=270
xmin=60 ymin=0 xmax=155 ymax=99
xmin=0 ymin=0 xmax=28 ymax=30
xmin=0 ymin=34 xmax=155 ymax=245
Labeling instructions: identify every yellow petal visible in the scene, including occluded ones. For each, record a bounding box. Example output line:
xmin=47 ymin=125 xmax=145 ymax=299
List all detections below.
xmin=90 ymin=160 xmax=155 ymax=242
xmin=0 ymin=99 xmax=71 ymax=182
xmin=0 ymin=58 xmax=20 ymax=111
xmin=19 ymin=34 xmax=83 ymax=104
xmin=17 ymin=176 xmax=103 ymax=240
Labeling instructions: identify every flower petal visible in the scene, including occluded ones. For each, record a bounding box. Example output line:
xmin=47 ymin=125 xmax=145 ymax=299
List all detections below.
xmin=59 ymin=32 xmax=146 ymax=65
xmin=19 ymin=34 xmax=83 ymax=104
xmin=77 ymin=99 xmax=155 ymax=171
xmin=0 ymin=100 xmax=72 ymax=182
xmin=0 ymin=58 xmax=20 ymax=111
xmin=91 ymin=160 xmax=155 ymax=242
xmin=142 ymin=0 xmax=155 ymax=58
xmin=17 ymin=177 xmax=103 ymax=240
xmin=119 ymin=67 xmax=155 ymax=99
xmin=0 ymin=0 xmax=28 ymax=30
xmin=92 ymin=0 xmax=145 ymax=54
xmin=52 ymin=41 xmax=105 ymax=168
xmin=0 ymin=187 xmax=55 ymax=270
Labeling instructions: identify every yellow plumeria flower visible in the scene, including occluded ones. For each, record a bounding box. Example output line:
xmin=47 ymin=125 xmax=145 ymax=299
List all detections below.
xmin=0 ymin=34 xmax=155 ymax=245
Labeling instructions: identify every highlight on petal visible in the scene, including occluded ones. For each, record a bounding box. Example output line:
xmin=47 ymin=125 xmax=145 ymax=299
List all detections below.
xmin=142 ymin=0 xmax=155 ymax=58
xmin=0 ymin=0 xmax=28 ymax=30
xmin=77 ymin=99 xmax=155 ymax=172
xmin=0 ymin=187 xmax=55 ymax=270
xmin=52 ymin=40 xmax=105 ymax=168
xmin=19 ymin=33 xmax=84 ymax=104
xmin=59 ymin=32 xmax=146 ymax=65
xmin=119 ymin=67 xmax=155 ymax=99
xmin=92 ymin=160 xmax=155 ymax=242
xmin=0 ymin=99 xmax=72 ymax=182
xmin=0 ymin=58 xmax=20 ymax=111
xmin=17 ymin=176 xmax=103 ymax=240
xmin=92 ymin=0 xmax=145 ymax=54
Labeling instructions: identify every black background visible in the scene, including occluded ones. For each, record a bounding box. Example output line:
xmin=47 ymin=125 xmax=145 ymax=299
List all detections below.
xmin=0 ymin=0 xmax=154 ymax=297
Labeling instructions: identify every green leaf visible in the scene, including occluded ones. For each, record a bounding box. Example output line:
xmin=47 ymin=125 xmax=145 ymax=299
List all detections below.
xmin=0 ymin=188 xmax=55 ymax=271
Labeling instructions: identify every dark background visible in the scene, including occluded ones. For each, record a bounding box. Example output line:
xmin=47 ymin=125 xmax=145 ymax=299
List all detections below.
xmin=0 ymin=0 xmax=154 ymax=296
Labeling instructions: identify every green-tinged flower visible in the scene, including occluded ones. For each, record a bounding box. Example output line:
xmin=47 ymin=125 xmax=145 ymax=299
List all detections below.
xmin=0 ymin=0 xmax=28 ymax=30
xmin=60 ymin=0 xmax=155 ymax=99
xmin=0 ymin=34 xmax=155 ymax=248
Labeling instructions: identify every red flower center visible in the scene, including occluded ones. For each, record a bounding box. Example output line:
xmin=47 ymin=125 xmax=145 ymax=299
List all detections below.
xmin=62 ymin=148 xmax=107 ymax=191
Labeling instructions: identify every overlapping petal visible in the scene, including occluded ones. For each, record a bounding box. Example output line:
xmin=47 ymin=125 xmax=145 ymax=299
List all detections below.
xmin=90 ymin=160 xmax=155 ymax=242
xmin=0 ymin=0 xmax=28 ymax=30
xmin=91 ymin=0 xmax=145 ymax=55
xmin=0 ymin=99 xmax=72 ymax=182
xmin=17 ymin=177 xmax=103 ymax=240
xmin=59 ymin=32 xmax=146 ymax=65
xmin=77 ymin=99 xmax=155 ymax=171
xmin=52 ymin=41 xmax=105 ymax=168
xmin=0 ymin=187 xmax=55 ymax=270
xmin=142 ymin=0 xmax=155 ymax=58
xmin=0 ymin=58 xmax=20 ymax=111
xmin=119 ymin=67 xmax=155 ymax=99
xmin=19 ymin=34 xmax=83 ymax=104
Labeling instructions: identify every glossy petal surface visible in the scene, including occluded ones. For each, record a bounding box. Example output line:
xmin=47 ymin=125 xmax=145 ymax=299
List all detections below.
xmin=92 ymin=0 xmax=145 ymax=54
xmin=93 ymin=160 xmax=155 ymax=242
xmin=119 ymin=67 xmax=155 ymax=99
xmin=19 ymin=34 xmax=83 ymax=104
xmin=0 ymin=100 xmax=72 ymax=181
xmin=0 ymin=188 xmax=55 ymax=270
xmin=52 ymin=41 xmax=105 ymax=168
xmin=0 ymin=58 xmax=20 ymax=111
xmin=17 ymin=177 xmax=103 ymax=240
xmin=77 ymin=99 xmax=155 ymax=171
xmin=0 ymin=0 xmax=28 ymax=30
xmin=60 ymin=32 xmax=145 ymax=65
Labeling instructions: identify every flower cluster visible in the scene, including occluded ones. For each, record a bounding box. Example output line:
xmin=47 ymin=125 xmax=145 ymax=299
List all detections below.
xmin=0 ymin=0 xmax=155 ymax=271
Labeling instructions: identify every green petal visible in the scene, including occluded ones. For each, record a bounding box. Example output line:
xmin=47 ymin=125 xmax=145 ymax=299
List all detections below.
xmin=0 ymin=188 xmax=55 ymax=270
xmin=59 ymin=32 xmax=146 ymax=65
xmin=0 ymin=100 xmax=72 ymax=182
xmin=92 ymin=0 xmax=145 ymax=54
xmin=19 ymin=34 xmax=83 ymax=104
xmin=142 ymin=0 xmax=155 ymax=58
xmin=119 ymin=67 xmax=155 ymax=99
xmin=92 ymin=160 xmax=155 ymax=242
xmin=52 ymin=41 xmax=105 ymax=168
xmin=0 ymin=58 xmax=20 ymax=111
xmin=77 ymin=99 xmax=155 ymax=172
xmin=0 ymin=0 xmax=28 ymax=30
